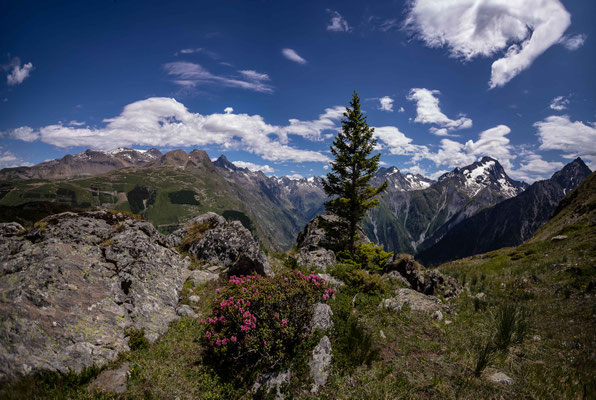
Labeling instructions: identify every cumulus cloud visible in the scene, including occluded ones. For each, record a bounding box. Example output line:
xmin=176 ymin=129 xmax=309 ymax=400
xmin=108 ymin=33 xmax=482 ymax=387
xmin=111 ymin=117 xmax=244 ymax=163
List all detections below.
xmin=282 ymin=106 xmax=344 ymax=142
xmin=407 ymin=88 xmax=472 ymax=135
xmin=378 ymin=96 xmax=394 ymax=112
xmin=164 ymin=62 xmax=273 ymax=93
xmin=534 ymin=115 xmax=596 ymax=167
xmin=4 ymin=57 xmax=34 ymax=86
xmin=558 ymin=34 xmax=587 ymax=50
xmin=231 ymin=161 xmax=275 ymax=174
xmin=8 ymin=97 xmax=335 ymax=163
xmin=282 ymin=48 xmax=307 ymax=64
xmin=326 ymin=10 xmax=351 ymax=32
xmin=549 ymin=95 xmax=569 ymax=111
xmin=224 ymin=107 xmax=234 ymax=114
xmin=398 ymin=106 xmax=405 ymax=113
xmin=509 ymin=153 xmax=564 ymax=182
xmin=405 ymin=0 xmax=572 ymax=88
xmin=286 ymin=173 xmax=304 ymax=180
xmin=0 ymin=150 xmax=32 ymax=168
xmin=373 ymin=126 xmax=428 ymax=156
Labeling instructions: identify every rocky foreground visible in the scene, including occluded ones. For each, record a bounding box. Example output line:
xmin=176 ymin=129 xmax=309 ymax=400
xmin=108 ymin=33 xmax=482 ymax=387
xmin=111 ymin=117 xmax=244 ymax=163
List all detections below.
xmin=0 ymin=210 xmax=270 ymax=381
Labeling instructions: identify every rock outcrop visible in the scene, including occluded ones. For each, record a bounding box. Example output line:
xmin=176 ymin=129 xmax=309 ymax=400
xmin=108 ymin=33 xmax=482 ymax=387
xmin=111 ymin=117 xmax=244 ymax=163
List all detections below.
xmin=0 ymin=211 xmax=188 ymax=380
xmin=295 ymin=214 xmax=371 ymax=272
xmin=169 ymin=212 xmax=272 ymax=276
xmin=383 ymin=254 xmax=461 ymax=298
xmin=380 ymin=288 xmax=443 ymax=313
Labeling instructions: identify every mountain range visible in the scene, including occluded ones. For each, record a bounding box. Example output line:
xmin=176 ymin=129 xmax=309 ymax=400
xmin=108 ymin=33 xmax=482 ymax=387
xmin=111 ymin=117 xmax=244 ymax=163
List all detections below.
xmin=0 ymin=148 xmax=591 ymax=261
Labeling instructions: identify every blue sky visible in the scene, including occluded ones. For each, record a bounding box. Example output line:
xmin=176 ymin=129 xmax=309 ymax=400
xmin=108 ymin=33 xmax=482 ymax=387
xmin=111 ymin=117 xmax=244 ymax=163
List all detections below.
xmin=1 ymin=0 xmax=595 ymax=182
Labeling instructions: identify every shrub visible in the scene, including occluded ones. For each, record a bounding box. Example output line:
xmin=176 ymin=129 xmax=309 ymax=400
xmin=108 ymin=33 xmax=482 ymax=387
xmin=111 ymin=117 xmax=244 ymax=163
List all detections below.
xmin=200 ymin=270 xmax=335 ymax=380
xmin=337 ymin=243 xmax=392 ymax=273
xmin=126 ymin=327 xmax=149 ymax=351
xmin=344 ymin=269 xmax=388 ymax=295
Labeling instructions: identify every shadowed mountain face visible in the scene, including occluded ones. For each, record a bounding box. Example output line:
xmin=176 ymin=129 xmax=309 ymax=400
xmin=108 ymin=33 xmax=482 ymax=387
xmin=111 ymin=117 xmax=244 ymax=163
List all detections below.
xmin=365 ymin=157 xmax=529 ymax=254
xmin=417 ymin=158 xmax=592 ymax=266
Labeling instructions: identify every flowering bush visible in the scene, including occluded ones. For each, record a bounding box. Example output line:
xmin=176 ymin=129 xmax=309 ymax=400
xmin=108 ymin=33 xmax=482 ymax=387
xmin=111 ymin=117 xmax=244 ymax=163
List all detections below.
xmin=200 ymin=270 xmax=336 ymax=378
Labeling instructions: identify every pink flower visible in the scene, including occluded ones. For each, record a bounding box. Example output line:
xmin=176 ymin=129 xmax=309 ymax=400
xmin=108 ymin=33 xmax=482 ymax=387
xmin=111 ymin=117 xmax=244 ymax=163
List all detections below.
xmin=263 ymin=340 xmax=267 ymax=346
xmin=281 ymin=319 xmax=287 ymax=327
xmin=231 ymin=336 xmax=237 ymax=343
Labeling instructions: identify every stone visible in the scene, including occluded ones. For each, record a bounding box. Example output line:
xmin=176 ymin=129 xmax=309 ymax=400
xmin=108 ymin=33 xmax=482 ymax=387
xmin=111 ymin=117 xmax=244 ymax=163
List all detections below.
xmin=0 ymin=210 xmax=187 ymax=381
xmin=551 ymin=235 xmax=568 ymax=241
xmin=294 ymin=214 xmax=370 ymax=271
xmin=309 ymin=335 xmax=332 ymax=393
xmin=382 ymin=270 xmax=412 ymax=288
xmin=185 ymin=219 xmax=272 ymax=276
xmin=187 ymin=270 xmax=219 ymax=286
xmin=311 ymin=303 xmax=333 ymax=332
xmin=188 ymin=295 xmax=200 ymax=303
xmin=252 ymin=370 xmax=290 ymax=400
xmin=379 ymin=289 xmax=443 ymax=314
xmin=88 ymin=363 xmax=129 ymax=394
xmin=383 ymin=254 xmax=461 ymax=298
xmin=487 ymin=371 xmax=514 ymax=385
xmin=176 ymin=305 xmax=198 ymax=318
xmin=165 ymin=212 xmax=226 ymax=248
xmin=296 ymin=248 xmax=336 ymax=272
xmin=432 ymin=310 xmax=443 ymax=321
xmin=0 ymin=222 xmax=24 ymax=236
xmin=475 ymin=292 xmax=486 ymax=300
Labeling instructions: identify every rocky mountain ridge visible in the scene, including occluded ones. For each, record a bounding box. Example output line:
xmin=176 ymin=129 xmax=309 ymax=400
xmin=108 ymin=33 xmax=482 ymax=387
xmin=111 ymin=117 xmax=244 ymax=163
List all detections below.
xmin=417 ymin=158 xmax=592 ymax=265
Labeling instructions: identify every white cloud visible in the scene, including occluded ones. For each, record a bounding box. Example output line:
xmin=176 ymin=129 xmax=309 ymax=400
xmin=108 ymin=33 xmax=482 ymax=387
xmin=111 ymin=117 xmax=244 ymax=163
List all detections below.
xmin=558 ymin=34 xmax=587 ymax=51
xmin=508 ymin=153 xmax=564 ymax=182
xmin=405 ymin=0 xmax=572 ymax=88
xmin=0 ymin=150 xmax=32 ymax=168
xmin=549 ymin=95 xmax=569 ymax=111
xmin=378 ymin=96 xmax=394 ymax=112
xmin=9 ymin=97 xmax=332 ymax=163
xmin=5 ymin=58 xmax=34 ymax=86
xmin=10 ymin=126 xmax=38 ymax=142
xmin=373 ymin=126 xmax=428 ymax=156
xmin=224 ymin=107 xmax=234 ymax=114
xmin=281 ymin=106 xmax=344 ymax=142
xmin=164 ymin=62 xmax=273 ymax=93
xmin=326 ymin=10 xmax=351 ymax=32
xmin=534 ymin=115 xmax=596 ymax=167
xmin=407 ymin=88 xmax=472 ymax=134
xmin=68 ymin=120 xmax=85 ymax=126
xmin=398 ymin=106 xmax=405 ymax=113
xmin=231 ymin=161 xmax=275 ymax=174
xmin=282 ymin=48 xmax=307 ymax=64
xmin=286 ymin=173 xmax=304 ymax=180
xmin=239 ymin=70 xmax=270 ymax=81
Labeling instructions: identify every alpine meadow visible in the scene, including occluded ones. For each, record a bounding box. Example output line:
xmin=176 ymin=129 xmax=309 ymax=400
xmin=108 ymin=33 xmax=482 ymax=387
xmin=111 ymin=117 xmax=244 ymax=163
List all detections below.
xmin=0 ymin=1 xmax=594 ymax=399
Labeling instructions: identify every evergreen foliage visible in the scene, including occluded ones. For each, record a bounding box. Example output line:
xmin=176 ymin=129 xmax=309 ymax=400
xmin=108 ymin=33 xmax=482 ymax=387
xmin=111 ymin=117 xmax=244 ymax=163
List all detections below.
xmin=322 ymin=92 xmax=387 ymax=252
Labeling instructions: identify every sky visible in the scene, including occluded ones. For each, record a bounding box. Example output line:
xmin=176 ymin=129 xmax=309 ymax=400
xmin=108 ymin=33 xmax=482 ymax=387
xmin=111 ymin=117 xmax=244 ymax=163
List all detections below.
xmin=1 ymin=0 xmax=595 ymax=182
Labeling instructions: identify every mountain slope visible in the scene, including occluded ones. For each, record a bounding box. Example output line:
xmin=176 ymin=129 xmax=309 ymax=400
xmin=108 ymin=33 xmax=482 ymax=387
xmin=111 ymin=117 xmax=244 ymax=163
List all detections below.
xmin=365 ymin=157 xmax=528 ymax=254
xmin=417 ymin=158 xmax=592 ymax=266
xmin=0 ymin=148 xmax=162 ymax=180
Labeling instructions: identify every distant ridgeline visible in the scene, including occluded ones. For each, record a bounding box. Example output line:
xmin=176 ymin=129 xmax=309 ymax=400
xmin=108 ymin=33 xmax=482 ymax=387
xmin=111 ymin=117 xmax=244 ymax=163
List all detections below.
xmin=0 ymin=148 xmax=591 ymax=259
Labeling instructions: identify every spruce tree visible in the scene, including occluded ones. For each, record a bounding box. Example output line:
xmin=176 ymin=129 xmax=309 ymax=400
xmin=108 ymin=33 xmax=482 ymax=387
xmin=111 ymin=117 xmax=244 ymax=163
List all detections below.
xmin=322 ymin=91 xmax=387 ymax=253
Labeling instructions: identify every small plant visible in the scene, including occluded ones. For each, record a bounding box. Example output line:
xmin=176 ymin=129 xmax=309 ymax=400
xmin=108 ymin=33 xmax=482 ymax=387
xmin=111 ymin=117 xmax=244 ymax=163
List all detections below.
xmin=126 ymin=327 xmax=149 ymax=351
xmin=179 ymin=221 xmax=216 ymax=252
xmin=473 ymin=337 xmax=495 ymax=377
xmin=494 ymin=303 xmax=530 ymax=352
xmin=200 ymin=270 xmax=335 ymax=380
xmin=344 ymin=269 xmax=388 ymax=295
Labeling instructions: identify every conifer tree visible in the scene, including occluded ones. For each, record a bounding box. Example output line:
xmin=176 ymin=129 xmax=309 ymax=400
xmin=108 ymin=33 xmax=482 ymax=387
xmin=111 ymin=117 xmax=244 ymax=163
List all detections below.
xmin=322 ymin=91 xmax=387 ymax=252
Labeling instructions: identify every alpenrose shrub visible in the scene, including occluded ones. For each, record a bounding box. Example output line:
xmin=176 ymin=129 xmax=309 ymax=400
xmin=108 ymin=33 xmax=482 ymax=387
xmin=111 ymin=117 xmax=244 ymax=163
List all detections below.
xmin=200 ymin=270 xmax=336 ymax=378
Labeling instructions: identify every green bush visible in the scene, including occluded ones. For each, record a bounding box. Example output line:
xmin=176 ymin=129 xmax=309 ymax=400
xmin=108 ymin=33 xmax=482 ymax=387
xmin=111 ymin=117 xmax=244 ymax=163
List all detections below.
xmin=126 ymin=327 xmax=150 ymax=351
xmin=344 ymin=269 xmax=388 ymax=295
xmin=200 ymin=270 xmax=335 ymax=380
xmin=336 ymin=243 xmax=392 ymax=273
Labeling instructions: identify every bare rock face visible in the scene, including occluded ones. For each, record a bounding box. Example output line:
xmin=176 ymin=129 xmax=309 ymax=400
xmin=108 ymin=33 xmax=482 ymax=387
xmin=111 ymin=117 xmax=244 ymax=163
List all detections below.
xmin=0 ymin=211 xmax=188 ymax=381
xmin=309 ymin=336 xmax=332 ymax=393
xmin=383 ymin=254 xmax=461 ymax=298
xmin=170 ymin=214 xmax=272 ymax=276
